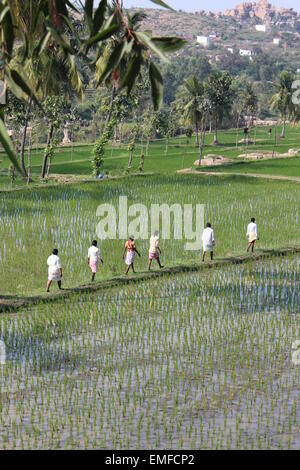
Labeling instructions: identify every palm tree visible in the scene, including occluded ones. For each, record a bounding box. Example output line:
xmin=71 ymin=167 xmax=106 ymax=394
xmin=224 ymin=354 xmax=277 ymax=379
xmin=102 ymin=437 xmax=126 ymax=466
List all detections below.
xmin=243 ymin=81 xmax=258 ymax=126
xmin=183 ymin=76 xmax=204 ymax=146
xmin=7 ymin=0 xmax=45 ymax=177
xmin=205 ymin=71 xmax=233 ymax=145
xmin=39 ymin=50 xmax=83 ymax=178
xmin=1 ymin=0 xmax=185 ymax=174
xmin=270 ymin=70 xmax=295 ymax=139
xmin=8 ymin=0 xmax=84 ymax=178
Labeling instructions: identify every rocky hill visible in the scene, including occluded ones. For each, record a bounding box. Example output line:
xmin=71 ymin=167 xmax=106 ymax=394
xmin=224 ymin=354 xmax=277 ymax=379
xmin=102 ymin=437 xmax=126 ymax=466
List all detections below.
xmin=132 ymin=1 xmax=300 ymax=72
xmin=223 ymin=0 xmax=299 ymax=27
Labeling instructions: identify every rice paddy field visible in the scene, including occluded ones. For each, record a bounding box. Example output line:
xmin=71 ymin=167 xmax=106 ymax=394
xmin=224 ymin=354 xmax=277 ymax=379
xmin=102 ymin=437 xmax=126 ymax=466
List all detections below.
xmin=0 ymin=128 xmax=299 ymax=450
xmin=0 ymin=174 xmax=299 ymax=296
xmin=0 ymin=255 xmax=299 ymax=449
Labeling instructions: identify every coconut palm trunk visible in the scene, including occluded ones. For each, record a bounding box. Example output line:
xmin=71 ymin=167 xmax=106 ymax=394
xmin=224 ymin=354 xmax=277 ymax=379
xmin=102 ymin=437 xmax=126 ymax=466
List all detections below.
xmin=27 ymin=131 xmax=32 ymax=184
xmin=213 ymin=117 xmax=218 ymax=145
xmin=19 ymin=97 xmax=32 ymax=177
xmin=165 ymin=134 xmax=169 ymax=155
xmin=281 ymin=115 xmax=286 ymax=139
xmin=235 ymin=113 xmax=240 ymax=148
xmin=41 ymin=122 xmax=54 ymax=179
xmin=198 ymin=119 xmax=207 ymax=168
xmin=195 ymin=117 xmax=199 ymax=146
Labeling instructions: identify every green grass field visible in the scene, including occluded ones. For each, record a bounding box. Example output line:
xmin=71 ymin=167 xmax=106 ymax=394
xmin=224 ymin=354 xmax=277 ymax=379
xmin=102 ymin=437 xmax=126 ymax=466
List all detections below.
xmin=1 ymin=125 xmax=300 ymax=189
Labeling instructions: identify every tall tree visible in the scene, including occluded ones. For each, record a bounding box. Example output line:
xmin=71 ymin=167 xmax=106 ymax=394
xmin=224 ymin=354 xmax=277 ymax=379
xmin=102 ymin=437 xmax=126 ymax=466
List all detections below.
xmin=270 ymin=70 xmax=295 ymax=139
xmin=0 ymin=0 xmax=185 ymax=173
xmin=243 ymin=81 xmax=258 ymax=126
xmin=205 ymin=71 xmax=233 ymax=145
xmin=183 ymin=76 xmax=204 ymax=146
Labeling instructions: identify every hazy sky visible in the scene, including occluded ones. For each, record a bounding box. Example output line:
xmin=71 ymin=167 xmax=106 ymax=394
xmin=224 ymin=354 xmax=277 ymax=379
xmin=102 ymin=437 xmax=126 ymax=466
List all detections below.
xmin=122 ymin=1 xmax=300 ymax=13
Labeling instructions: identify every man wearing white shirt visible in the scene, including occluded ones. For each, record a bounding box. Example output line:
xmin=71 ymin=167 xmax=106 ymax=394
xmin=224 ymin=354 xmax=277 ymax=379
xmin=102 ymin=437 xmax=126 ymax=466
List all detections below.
xmin=46 ymin=248 xmax=62 ymax=292
xmin=202 ymin=222 xmax=215 ymax=262
xmin=88 ymin=240 xmax=103 ymax=282
xmin=246 ymin=217 xmax=259 ymax=253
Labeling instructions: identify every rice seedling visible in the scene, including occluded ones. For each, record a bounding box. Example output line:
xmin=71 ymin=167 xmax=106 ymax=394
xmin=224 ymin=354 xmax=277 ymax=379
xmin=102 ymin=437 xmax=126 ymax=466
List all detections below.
xmin=0 ymin=254 xmax=299 ymax=449
xmin=0 ymin=174 xmax=299 ymax=295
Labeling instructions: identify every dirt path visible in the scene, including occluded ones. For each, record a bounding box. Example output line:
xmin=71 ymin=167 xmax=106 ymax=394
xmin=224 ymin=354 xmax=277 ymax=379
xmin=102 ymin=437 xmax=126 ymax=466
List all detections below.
xmin=1 ymin=246 xmax=299 ymax=313
xmin=178 ymin=169 xmax=300 ymax=183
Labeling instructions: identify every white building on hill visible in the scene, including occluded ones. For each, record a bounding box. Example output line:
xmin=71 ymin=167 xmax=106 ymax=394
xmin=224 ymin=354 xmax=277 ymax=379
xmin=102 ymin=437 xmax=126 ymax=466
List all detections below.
xmin=256 ymin=24 xmax=268 ymax=32
xmin=197 ymin=36 xmax=210 ymax=46
xmin=273 ymin=37 xmax=281 ymax=45
xmin=240 ymin=49 xmax=252 ymax=57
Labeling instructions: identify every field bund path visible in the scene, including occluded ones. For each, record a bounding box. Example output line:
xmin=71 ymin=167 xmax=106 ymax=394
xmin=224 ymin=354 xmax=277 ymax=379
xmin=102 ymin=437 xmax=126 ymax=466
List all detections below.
xmin=178 ymin=169 xmax=300 ymax=183
xmin=1 ymin=246 xmax=299 ymax=313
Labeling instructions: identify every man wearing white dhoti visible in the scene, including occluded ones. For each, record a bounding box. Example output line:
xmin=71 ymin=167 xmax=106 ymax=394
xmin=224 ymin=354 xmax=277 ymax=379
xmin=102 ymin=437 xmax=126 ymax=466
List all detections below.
xmin=122 ymin=236 xmax=141 ymax=275
xmin=46 ymin=249 xmax=62 ymax=292
xmin=246 ymin=217 xmax=259 ymax=253
xmin=202 ymin=223 xmax=215 ymax=263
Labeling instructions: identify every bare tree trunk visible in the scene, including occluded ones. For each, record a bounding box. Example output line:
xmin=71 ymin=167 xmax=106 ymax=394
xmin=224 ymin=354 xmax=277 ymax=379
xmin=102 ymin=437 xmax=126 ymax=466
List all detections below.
xmin=41 ymin=122 xmax=54 ymax=179
xmin=138 ymin=153 xmax=145 ymax=172
xmin=165 ymin=135 xmax=169 ymax=155
xmin=46 ymin=149 xmax=53 ymax=178
xmin=281 ymin=116 xmax=286 ymax=139
xmin=213 ymin=117 xmax=218 ymax=145
xmin=272 ymin=124 xmax=278 ymax=158
xmin=182 ymin=145 xmax=187 ymax=169
xmin=127 ymin=150 xmax=133 ymax=170
xmin=235 ymin=113 xmax=240 ymax=148
xmin=27 ymin=131 xmax=32 ymax=184
xmin=20 ymin=97 xmax=32 ymax=177
xmin=195 ymin=118 xmax=199 ymax=146
xmin=198 ymin=120 xmax=207 ymax=168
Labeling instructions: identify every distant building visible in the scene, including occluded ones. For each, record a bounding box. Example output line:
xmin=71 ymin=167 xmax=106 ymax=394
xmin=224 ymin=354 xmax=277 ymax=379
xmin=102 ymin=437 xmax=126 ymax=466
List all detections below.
xmin=227 ymin=47 xmax=234 ymax=54
xmin=239 ymin=49 xmax=252 ymax=57
xmin=256 ymin=24 xmax=268 ymax=32
xmin=209 ymin=31 xmax=217 ymax=38
xmin=297 ymin=69 xmax=300 ymax=74
xmin=273 ymin=37 xmax=281 ymax=45
xmin=196 ymin=36 xmax=210 ymax=46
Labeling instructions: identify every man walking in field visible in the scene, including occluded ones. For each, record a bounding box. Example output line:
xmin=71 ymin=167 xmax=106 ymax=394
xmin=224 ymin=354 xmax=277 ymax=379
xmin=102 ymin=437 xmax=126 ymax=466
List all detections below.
xmin=122 ymin=236 xmax=141 ymax=275
xmin=88 ymin=240 xmax=103 ymax=282
xmin=46 ymin=248 xmax=62 ymax=292
xmin=202 ymin=223 xmax=215 ymax=263
xmin=246 ymin=217 xmax=259 ymax=253
xmin=148 ymin=230 xmax=164 ymax=271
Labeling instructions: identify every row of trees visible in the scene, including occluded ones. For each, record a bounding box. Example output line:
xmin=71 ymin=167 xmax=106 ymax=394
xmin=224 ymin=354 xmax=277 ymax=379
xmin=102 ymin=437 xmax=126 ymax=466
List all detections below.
xmin=0 ymin=0 xmax=185 ymax=178
xmin=1 ymin=1 xmax=299 ymax=179
xmin=178 ymin=68 xmax=299 ymax=151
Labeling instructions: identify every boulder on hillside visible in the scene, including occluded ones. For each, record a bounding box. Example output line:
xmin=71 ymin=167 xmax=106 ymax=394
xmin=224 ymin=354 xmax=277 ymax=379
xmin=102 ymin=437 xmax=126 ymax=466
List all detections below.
xmin=194 ymin=155 xmax=231 ymax=166
xmin=287 ymin=149 xmax=300 ymax=156
xmin=238 ymin=151 xmax=276 ymax=160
